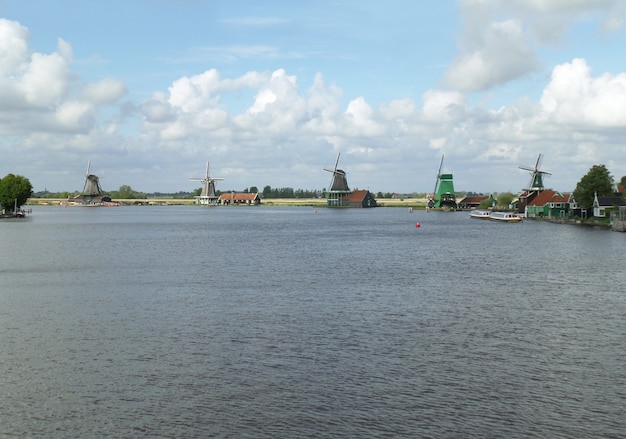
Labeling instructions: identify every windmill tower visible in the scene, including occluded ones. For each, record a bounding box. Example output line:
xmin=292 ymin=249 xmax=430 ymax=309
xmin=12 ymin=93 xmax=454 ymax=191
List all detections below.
xmin=190 ymin=161 xmax=224 ymax=205
xmin=324 ymin=153 xmax=351 ymax=206
xmin=519 ymin=153 xmax=551 ymax=192
xmin=428 ymin=155 xmax=457 ymax=209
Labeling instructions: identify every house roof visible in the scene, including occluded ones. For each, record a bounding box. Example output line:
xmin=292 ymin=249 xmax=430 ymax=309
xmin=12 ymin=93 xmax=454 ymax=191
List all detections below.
xmin=218 ymin=192 xmax=260 ymax=201
xmin=458 ymin=196 xmax=488 ymax=204
xmin=347 ymin=190 xmax=371 ymax=203
xmin=527 ymin=190 xmax=570 ymax=206
xmin=596 ymin=195 xmax=626 ymax=207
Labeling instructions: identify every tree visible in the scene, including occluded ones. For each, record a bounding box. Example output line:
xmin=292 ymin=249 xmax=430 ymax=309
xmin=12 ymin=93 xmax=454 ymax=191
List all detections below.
xmin=0 ymin=174 xmax=33 ymax=211
xmin=572 ymin=164 xmax=614 ymax=210
xmin=478 ymin=197 xmax=493 ymax=209
xmin=496 ymin=192 xmax=515 ymax=210
xmin=109 ymin=185 xmax=147 ymax=199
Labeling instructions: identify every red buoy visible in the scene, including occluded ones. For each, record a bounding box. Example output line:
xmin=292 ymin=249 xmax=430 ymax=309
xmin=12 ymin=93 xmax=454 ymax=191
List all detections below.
xmin=415 ymin=222 xmax=420 ymax=228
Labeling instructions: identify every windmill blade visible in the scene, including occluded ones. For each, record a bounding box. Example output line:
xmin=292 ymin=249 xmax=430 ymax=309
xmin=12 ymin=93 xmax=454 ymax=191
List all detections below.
xmin=534 ymin=153 xmax=542 ymax=171
xmin=518 ymin=165 xmax=535 ymax=172
xmin=205 ymin=161 xmax=210 ymax=179
xmin=82 ymin=160 xmax=91 ymax=193
xmin=334 ymin=152 xmax=341 ymax=173
xmin=433 ymin=155 xmax=444 ymax=196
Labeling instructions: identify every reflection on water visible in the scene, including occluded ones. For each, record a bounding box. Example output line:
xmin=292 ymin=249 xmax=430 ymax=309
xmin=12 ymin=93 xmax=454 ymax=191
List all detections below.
xmin=1 ymin=206 xmax=625 ymax=437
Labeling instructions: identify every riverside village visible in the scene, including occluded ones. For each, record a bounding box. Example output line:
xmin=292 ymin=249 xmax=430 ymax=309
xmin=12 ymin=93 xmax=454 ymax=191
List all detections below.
xmin=3 ymin=153 xmax=626 ymax=232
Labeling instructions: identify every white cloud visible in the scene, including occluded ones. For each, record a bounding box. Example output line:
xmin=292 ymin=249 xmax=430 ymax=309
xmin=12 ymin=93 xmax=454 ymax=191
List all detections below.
xmin=344 ymin=97 xmax=384 ymax=137
xmin=422 ymin=90 xmax=466 ymax=121
xmin=0 ymin=18 xmax=30 ymax=75
xmin=445 ymin=18 xmax=538 ymax=91
xmin=168 ymin=70 xmax=222 ymax=113
xmin=449 ymin=0 xmax=622 ymax=91
xmin=0 ymin=18 xmax=126 ymax=141
xmin=16 ymin=39 xmax=72 ymax=107
xmin=82 ymin=78 xmax=127 ymax=105
xmin=506 ymin=0 xmax=620 ymax=42
xmin=54 ymin=101 xmax=95 ymax=131
xmin=540 ymin=58 xmax=626 ymax=127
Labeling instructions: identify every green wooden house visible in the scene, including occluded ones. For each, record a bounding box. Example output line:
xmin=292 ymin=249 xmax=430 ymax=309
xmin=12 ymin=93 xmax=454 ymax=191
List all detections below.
xmin=525 ymin=190 xmax=570 ymax=218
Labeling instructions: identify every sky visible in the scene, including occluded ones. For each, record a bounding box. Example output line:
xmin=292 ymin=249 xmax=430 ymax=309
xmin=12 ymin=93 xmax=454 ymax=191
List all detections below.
xmin=2 ymin=0 xmax=626 ymax=195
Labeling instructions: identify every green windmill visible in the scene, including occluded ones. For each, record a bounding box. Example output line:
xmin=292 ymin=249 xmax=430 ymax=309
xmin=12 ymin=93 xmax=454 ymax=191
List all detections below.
xmin=429 ymin=155 xmax=457 ymax=209
xmin=519 ymin=153 xmax=551 ymax=192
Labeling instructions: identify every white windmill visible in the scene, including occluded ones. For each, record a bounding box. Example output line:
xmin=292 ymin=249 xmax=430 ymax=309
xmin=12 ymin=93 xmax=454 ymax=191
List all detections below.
xmin=190 ymin=161 xmax=224 ymax=205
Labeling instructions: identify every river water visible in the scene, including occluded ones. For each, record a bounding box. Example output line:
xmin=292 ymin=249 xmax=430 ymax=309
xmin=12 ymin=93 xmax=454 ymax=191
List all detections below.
xmin=1 ymin=206 xmax=625 ymax=438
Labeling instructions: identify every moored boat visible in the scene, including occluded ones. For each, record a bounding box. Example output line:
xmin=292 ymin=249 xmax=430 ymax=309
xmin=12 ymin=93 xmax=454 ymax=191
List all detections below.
xmin=470 ymin=210 xmax=491 ymax=219
xmin=489 ymin=211 xmax=522 ymax=222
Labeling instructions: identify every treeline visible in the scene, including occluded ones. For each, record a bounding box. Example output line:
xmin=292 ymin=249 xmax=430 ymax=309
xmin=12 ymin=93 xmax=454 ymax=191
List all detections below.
xmin=261 ymin=186 xmax=321 ymax=199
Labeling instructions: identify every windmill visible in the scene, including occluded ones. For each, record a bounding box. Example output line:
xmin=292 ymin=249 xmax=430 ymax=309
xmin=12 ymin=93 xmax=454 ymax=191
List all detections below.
xmin=70 ymin=160 xmax=112 ymax=205
xmin=519 ymin=154 xmax=551 ymax=192
xmin=429 ymin=155 xmax=444 ymax=207
xmin=82 ymin=160 xmax=103 ymax=196
xmin=323 ymin=153 xmax=351 ymax=206
xmin=190 ymin=161 xmax=224 ymax=205
xmin=324 ymin=153 xmax=350 ymax=192
xmin=428 ymin=155 xmax=456 ymax=209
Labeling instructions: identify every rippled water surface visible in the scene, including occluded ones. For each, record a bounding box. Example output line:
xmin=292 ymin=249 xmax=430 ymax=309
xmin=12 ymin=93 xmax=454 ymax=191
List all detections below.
xmin=1 ymin=206 xmax=625 ymax=438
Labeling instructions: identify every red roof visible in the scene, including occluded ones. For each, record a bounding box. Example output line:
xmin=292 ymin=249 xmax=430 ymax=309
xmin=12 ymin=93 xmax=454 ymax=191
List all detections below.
xmin=347 ymin=190 xmax=370 ymax=203
xmin=526 ymin=190 xmax=569 ymax=206
xmin=459 ymin=196 xmax=488 ymax=204
xmin=218 ymin=192 xmax=260 ymax=202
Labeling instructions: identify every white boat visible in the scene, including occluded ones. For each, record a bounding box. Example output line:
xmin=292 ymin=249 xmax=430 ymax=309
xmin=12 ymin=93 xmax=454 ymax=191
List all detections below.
xmin=489 ymin=211 xmax=522 ymax=222
xmin=470 ymin=210 xmax=491 ymax=219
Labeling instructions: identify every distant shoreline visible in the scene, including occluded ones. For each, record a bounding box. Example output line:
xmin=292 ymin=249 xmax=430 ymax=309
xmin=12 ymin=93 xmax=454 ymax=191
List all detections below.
xmin=27 ymin=197 xmax=430 ymax=208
